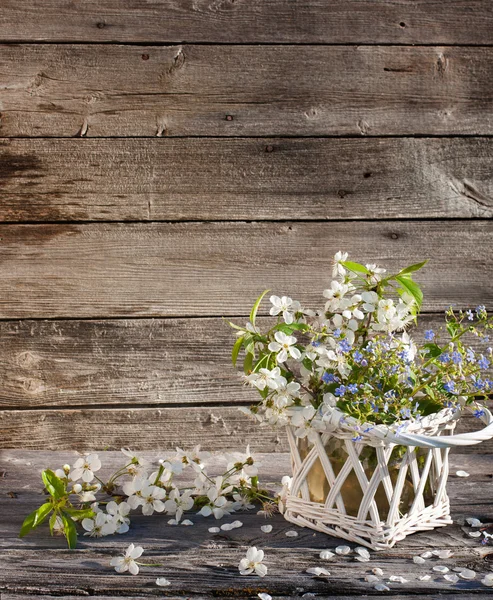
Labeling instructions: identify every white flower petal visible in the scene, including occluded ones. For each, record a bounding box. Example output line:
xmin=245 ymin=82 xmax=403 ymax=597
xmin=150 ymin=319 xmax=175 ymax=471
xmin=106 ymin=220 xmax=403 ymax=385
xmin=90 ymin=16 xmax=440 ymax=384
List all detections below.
xmin=459 ymin=569 xmax=476 ymax=580
xmin=456 ymin=470 xmax=470 ymax=478
xmin=420 ymin=551 xmax=433 ymax=559
xmin=261 ymin=524 xmax=273 ymax=533
xmin=466 ymin=517 xmax=482 ymax=527
xmin=413 ymin=556 xmax=426 ymax=565
xmin=306 ymin=567 xmax=330 ymax=577
xmin=433 ymin=566 xmax=449 ymax=574
xmin=444 ymin=574 xmax=459 ymax=583
xmin=419 ymin=575 xmax=431 ymax=581
xmin=468 ymin=530 xmax=482 ymax=538
xmin=258 ymin=594 xmax=272 ymax=600
xmin=372 ymin=567 xmax=384 ymax=576
xmin=319 ymin=550 xmax=335 ymax=560
xmin=365 ymin=574 xmax=380 ymax=583
xmin=335 ymin=545 xmax=351 ymax=555
xmin=374 ymin=583 xmax=390 ymax=592
xmin=285 ymin=530 xmax=298 ymax=537
xmin=389 ymin=576 xmax=408 ymax=583
xmin=208 ymin=527 xmax=220 ymax=533
xmin=156 ymin=577 xmax=171 ymax=586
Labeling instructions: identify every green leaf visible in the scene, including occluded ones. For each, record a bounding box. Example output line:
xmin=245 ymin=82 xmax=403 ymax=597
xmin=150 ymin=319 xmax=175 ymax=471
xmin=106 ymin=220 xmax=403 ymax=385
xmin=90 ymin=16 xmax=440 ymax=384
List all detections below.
xmin=63 ymin=507 xmax=94 ymax=520
xmin=423 ymin=343 xmax=442 ymax=358
xmin=19 ymin=502 xmax=52 ymax=537
xmin=42 ymin=469 xmax=66 ymax=500
xmin=397 ymin=260 xmax=428 ymax=276
xmin=446 ymin=321 xmax=460 ymax=337
xmin=250 ymin=289 xmax=270 ymax=326
xmin=395 ymin=275 xmax=423 ymax=309
xmin=243 ymin=352 xmax=254 ymax=374
xmin=49 ymin=511 xmax=58 ymax=536
xmin=274 ymin=323 xmax=309 ymax=334
xmin=340 ymin=261 xmax=370 ymax=275
xmin=232 ymin=335 xmax=244 ymax=367
xmin=60 ymin=512 xmax=78 ymax=549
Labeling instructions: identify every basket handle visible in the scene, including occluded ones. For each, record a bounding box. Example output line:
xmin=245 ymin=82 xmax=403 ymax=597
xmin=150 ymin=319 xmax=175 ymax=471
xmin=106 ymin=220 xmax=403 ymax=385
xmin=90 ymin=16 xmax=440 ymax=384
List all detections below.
xmin=383 ymin=404 xmax=493 ymax=449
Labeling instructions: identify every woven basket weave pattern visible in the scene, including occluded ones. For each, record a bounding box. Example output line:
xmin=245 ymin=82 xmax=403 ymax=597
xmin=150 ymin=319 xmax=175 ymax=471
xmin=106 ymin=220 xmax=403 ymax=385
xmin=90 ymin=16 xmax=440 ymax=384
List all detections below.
xmin=280 ymin=405 xmax=493 ymax=550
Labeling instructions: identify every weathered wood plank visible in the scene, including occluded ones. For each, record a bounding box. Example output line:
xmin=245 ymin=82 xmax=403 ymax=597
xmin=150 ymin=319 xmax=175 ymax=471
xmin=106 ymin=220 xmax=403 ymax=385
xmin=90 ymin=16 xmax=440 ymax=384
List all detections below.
xmin=0 ymin=405 xmax=491 ymax=452
xmin=0 ymin=221 xmax=491 ymax=319
xmin=2 ymin=137 xmax=493 ymax=222
xmin=0 ymin=452 xmax=492 ymax=598
xmin=1 ymin=45 xmax=493 ymax=136
xmin=1 ymin=1 xmax=493 ymax=44
xmin=0 ymin=315 xmax=490 ymax=409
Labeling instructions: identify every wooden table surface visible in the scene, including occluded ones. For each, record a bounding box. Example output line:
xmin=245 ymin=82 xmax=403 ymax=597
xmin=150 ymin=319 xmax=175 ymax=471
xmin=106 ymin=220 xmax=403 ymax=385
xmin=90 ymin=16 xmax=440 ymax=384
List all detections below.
xmin=1 ymin=450 xmax=492 ymax=599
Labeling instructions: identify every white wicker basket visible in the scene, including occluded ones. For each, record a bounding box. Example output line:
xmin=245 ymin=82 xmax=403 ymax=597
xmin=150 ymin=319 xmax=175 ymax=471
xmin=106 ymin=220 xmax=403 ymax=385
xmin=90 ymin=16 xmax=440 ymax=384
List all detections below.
xmin=280 ymin=404 xmax=493 ymax=550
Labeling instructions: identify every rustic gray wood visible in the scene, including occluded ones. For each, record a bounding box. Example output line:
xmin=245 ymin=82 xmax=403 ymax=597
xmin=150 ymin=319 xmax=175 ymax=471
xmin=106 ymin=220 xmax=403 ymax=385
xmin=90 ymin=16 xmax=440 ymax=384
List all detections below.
xmin=0 ymin=451 xmax=492 ymax=598
xmin=1 ymin=45 xmax=493 ymax=137
xmin=0 ymin=315 xmax=490 ymax=410
xmin=1 ymin=137 xmax=493 ymax=222
xmin=1 ymin=1 xmax=493 ymax=44
xmin=1 ymin=404 xmax=491 ymax=452
xmin=0 ymin=221 xmax=492 ymax=319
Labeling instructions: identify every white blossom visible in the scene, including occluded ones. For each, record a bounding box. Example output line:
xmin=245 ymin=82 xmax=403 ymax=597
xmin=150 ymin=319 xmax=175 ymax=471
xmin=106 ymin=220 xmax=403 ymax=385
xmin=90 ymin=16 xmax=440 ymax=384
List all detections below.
xmin=238 ymin=546 xmax=267 ymax=577
xmin=140 ymin=484 xmax=166 ymax=516
xmin=82 ymin=511 xmax=116 ymax=537
xmin=268 ymin=331 xmax=301 ymax=363
xmin=269 ymin=295 xmax=300 ymax=325
xmin=71 ymin=454 xmax=102 ymax=483
xmin=110 ymin=543 xmax=144 ymax=575
xmin=164 ymin=488 xmax=194 ymax=522
xmin=106 ymin=500 xmax=131 ymax=534
xmin=245 ymin=366 xmax=286 ymax=391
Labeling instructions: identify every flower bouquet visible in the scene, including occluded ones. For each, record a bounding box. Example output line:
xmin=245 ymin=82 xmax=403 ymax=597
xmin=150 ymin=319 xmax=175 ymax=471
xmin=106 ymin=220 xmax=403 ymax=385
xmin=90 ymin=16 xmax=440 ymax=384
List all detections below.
xmin=230 ymin=253 xmax=493 ymax=550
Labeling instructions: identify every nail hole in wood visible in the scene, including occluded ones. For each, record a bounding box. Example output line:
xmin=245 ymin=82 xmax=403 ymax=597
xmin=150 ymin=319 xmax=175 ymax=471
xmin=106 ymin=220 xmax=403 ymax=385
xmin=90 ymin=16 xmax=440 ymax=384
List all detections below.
xmin=399 ymin=22 xmax=406 ymax=27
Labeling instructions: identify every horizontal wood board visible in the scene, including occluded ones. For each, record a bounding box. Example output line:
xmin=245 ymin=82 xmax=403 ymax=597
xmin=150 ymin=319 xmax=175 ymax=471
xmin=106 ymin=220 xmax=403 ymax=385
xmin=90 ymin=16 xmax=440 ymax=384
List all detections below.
xmin=0 ymin=315 xmax=491 ymax=410
xmin=1 ymin=452 xmax=492 ymax=598
xmin=1 ymin=404 xmax=491 ymax=453
xmin=1 ymin=137 xmax=493 ymax=222
xmin=0 ymin=221 xmax=491 ymax=319
xmin=0 ymin=1 xmax=492 ymax=44
xmin=1 ymin=45 xmax=493 ymax=136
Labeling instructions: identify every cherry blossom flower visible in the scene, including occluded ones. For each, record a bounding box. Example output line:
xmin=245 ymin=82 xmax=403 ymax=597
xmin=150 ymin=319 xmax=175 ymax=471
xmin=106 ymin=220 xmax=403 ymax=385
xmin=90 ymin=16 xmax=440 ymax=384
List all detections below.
xmin=238 ymin=547 xmax=267 ymax=577
xmin=71 ymin=454 xmax=102 ymax=483
xmin=110 ymin=543 xmax=144 ymax=575
xmin=269 ymin=295 xmax=300 ymax=325
xmin=82 ymin=512 xmax=116 ymax=537
xmin=332 ymin=251 xmax=348 ymax=278
xmin=106 ymin=501 xmax=131 ymax=534
xmin=200 ymin=477 xmax=234 ymax=519
xmin=122 ymin=476 xmax=148 ymax=509
xmin=174 ymin=445 xmax=210 ymax=472
xmin=121 ymin=448 xmax=149 ymax=476
xmin=140 ymin=484 xmax=166 ymax=516
xmin=245 ymin=367 xmax=286 ymax=391
xmin=164 ymin=489 xmax=194 ymax=522
xmin=268 ymin=331 xmax=301 ymax=363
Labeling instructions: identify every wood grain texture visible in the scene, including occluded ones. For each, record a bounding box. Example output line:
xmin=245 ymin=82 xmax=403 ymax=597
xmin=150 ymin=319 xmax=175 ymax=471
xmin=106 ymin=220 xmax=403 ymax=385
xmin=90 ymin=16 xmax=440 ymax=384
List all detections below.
xmin=1 ymin=137 xmax=493 ymax=222
xmin=0 ymin=221 xmax=491 ymax=319
xmin=1 ymin=45 xmax=493 ymax=136
xmin=0 ymin=404 xmax=491 ymax=452
xmin=0 ymin=1 xmax=492 ymax=44
xmin=0 ymin=315 xmax=491 ymax=409
xmin=1 ymin=452 xmax=492 ymax=598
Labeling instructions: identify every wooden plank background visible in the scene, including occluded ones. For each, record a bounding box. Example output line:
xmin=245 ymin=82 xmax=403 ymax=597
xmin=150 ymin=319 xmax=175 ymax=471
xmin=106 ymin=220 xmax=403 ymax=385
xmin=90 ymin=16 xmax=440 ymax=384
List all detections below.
xmin=0 ymin=1 xmax=492 ymax=451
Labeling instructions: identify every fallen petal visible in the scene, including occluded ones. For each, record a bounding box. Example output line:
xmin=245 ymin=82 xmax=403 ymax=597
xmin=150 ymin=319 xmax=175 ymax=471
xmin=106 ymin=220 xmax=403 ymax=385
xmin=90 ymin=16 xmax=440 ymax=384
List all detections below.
xmin=374 ymin=583 xmax=390 ymax=592
xmin=261 ymin=525 xmax=273 ymax=533
xmin=466 ymin=517 xmax=482 ymax=527
xmin=433 ymin=566 xmax=449 ymax=574
xmin=413 ymin=556 xmax=426 ymax=565
xmin=335 ymin=545 xmax=351 ymax=555
xmin=156 ymin=577 xmax=171 ymax=587
xmin=456 ymin=470 xmax=470 ymax=478
xmin=319 ymin=550 xmax=335 ymax=560
xmin=444 ymin=574 xmax=459 ymax=584
xmin=459 ymin=569 xmax=476 ymax=580
xmin=419 ymin=575 xmax=431 ymax=582
xmin=208 ymin=527 xmax=220 ymax=533
xmin=285 ymin=530 xmax=298 ymax=537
